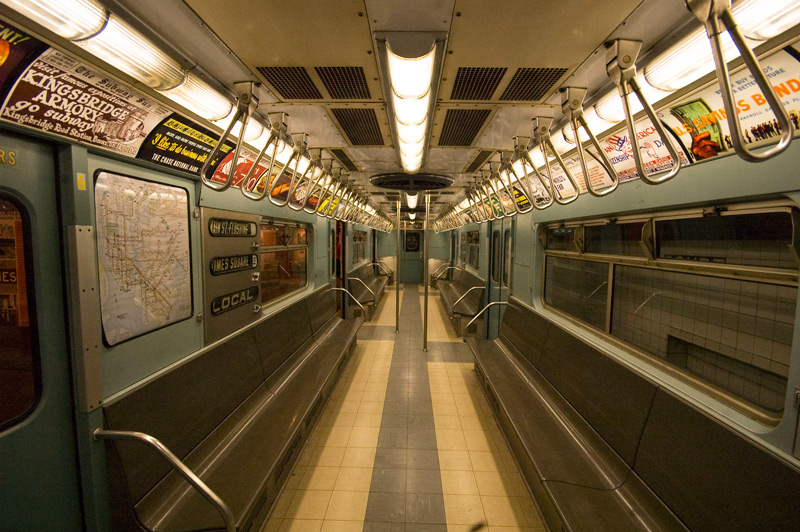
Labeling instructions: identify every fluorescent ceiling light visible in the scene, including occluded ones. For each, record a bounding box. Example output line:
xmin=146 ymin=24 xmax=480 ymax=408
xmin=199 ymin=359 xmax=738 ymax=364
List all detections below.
xmin=644 ymin=23 xmax=761 ymax=92
xmin=387 ymin=43 xmax=435 ymax=99
xmin=595 ymin=73 xmax=674 ymax=122
xmin=160 ymin=73 xmax=233 ymax=121
xmin=212 ymin=112 xmax=265 ymax=141
xmin=563 ymin=107 xmax=612 ymax=143
xmin=75 ymin=15 xmax=185 ymax=90
xmin=409 ymin=212 xmax=417 ymax=220
xmin=393 ymin=90 xmax=430 ymax=126
xmin=396 ymin=120 xmax=427 ymax=144
xmin=2 ymin=0 xmax=107 ymax=40
xmin=406 ymin=192 xmax=419 ymax=209
xmin=734 ymin=0 xmax=800 ymax=40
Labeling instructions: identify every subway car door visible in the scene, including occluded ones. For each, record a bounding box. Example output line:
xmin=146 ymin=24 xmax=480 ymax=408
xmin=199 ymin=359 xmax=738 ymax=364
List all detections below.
xmin=0 ymin=132 xmax=83 ymax=530
xmin=401 ymin=229 xmax=423 ymax=283
xmin=487 ymin=217 xmax=513 ymax=338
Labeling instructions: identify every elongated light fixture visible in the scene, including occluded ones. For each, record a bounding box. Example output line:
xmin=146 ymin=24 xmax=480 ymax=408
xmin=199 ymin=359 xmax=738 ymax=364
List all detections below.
xmin=644 ymin=0 xmax=799 ymax=92
xmin=386 ymin=41 xmax=437 ymax=173
xmin=406 ymin=191 xmax=419 ymax=209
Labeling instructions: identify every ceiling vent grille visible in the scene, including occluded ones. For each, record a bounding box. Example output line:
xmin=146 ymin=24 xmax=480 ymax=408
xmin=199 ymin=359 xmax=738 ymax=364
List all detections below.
xmin=438 ymin=109 xmax=491 ymax=147
xmin=499 ymin=67 xmax=567 ymax=101
xmin=331 ymin=108 xmax=384 ymax=146
xmin=315 ymin=67 xmax=371 ymax=99
xmin=450 ymin=67 xmax=507 ymax=100
xmin=329 ymin=148 xmax=359 ymax=171
xmin=465 ymin=150 xmax=495 ymax=172
xmin=256 ymin=67 xmax=322 ymax=99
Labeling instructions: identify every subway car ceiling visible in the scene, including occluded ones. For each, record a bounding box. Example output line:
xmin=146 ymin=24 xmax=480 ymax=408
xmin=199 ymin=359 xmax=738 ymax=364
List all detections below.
xmin=1 ymin=0 xmax=799 ymax=227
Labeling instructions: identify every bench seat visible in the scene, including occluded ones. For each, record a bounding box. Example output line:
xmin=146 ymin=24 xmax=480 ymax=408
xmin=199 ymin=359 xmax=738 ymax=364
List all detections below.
xmin=102 ymin=286 xmax=361 ymax=532
xmin=348 ymin=263 xmax=389 ymax=318
xmin=438 ymin=269 xmax=484 ymax=335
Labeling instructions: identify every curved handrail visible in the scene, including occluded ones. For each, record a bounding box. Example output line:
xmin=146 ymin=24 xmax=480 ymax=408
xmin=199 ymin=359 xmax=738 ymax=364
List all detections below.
xmin=326 ymin=287 xmax=367 ymax=313
xmin=347 ymin=276 xmax=375 ymax=297
xmin=240 ymin=128 xmax=280 ymax=201
xmin=688 ymin=0 xmax=792 ymax=162
xmin=451 ymin=285 xmax=484 ymax=318
xmin=371 ymin=262 xmax=393 ymax=276
xmin=562 ymin=87 xmax=619 ymax=197
xmin=607 ymin=40 xmax=682 ymax=184
xmin=501 ymin=150 xmax=534 ymax=215
xmin=532 ymin=116 xmax=580 ymax=205
xmin=488 ymin=164 xmax=516 ymax=217
xmin=462 ymin=301 xmax=508 ymax=341
xmin=268 ymin=147 xmax=302 ymax=207
xmin=431 ymin=262 xmax=450 ymax=278
xmin=436 ymin=266 xmax=464 ymax=281
xmin=93 ymin=429 xmax=236 ymax=532
xmin=519 ymin=147 xmax=554 ymax=210
xmin=200 ymin=86 xmax=257 ymax=193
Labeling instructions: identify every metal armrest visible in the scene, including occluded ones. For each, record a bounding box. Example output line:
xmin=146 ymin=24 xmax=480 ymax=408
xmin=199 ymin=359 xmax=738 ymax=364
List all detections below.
xmin=431 ymin=263 xmax=450 ymax=278
xmin=451 ymin=286 xmax=484 ymax=318
xmin=94 ymin=429 xmax=235 ymax=532
xmin=370 ymin=262 xmax=393 ymax=276
xmin=326 ymin=287 xmax=366 ymax=313
xmin=347 ymin=276 xmax=375 ymax=297
xmin=463 ymin=301 xmax=509 ymax=342
xmin=435 ymin=266 xmax=463 ymax=281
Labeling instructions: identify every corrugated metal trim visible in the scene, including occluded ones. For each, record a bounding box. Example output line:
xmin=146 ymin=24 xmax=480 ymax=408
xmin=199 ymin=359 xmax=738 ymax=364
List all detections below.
xmin=499 ymin=67 xmax=567 ymax=101
xmin=451 ymin=67 xmax=507 ymax=100
xmin=438 ymin=109 xmax=491 ymax=147
xmin=315 ymin=67 xmax=371 ymax=99
xmin=256 ymin=67 xmax=322 ymax=99
xmin=331 ymin=108 xmax=384 ymax=146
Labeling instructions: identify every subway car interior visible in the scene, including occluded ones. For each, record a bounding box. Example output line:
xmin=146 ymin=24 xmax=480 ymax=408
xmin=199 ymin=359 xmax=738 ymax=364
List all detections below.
xmin=2 ymin=0 xmax=800 ymax=530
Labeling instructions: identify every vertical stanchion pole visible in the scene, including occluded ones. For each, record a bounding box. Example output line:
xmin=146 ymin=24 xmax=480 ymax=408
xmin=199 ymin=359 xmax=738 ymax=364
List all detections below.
xmin=423 ymin=193 xmax=430 ymax=352
xmin=396 ymin=200 xmax=400 ymax=333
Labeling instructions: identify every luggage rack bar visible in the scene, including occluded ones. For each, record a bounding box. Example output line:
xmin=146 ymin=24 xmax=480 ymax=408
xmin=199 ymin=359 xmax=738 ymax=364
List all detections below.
xmin=93 ymin=428 xmax=236 ymax=532
xmin=687 ymin=0 xmax=792 ymax=162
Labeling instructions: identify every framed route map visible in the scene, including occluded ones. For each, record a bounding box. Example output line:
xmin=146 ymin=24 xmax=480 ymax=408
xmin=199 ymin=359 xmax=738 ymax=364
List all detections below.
xmin=94 ymin=171 xmax=192 ymax=345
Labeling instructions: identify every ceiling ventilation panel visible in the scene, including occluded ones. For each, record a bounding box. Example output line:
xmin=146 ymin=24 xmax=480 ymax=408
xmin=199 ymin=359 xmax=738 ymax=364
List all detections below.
xmin=331 ymin=108 xmax=384 ymax=146
xmin=438 ymin=109 xmax=491 ymax=147
xmin=315 ymin=67 xmax=371 ymax=99
xmin=450 ymin=67 xmax=507 ymax=100
xmin=329 ymin=148 xmax=359 ymax=171
xmin=465 ymin=150 xmax=495 ymax=172
xmin=499 ymin=67 xmax=568 ymax=101
xmin=256 ymin=66 xmax=322 ymax=99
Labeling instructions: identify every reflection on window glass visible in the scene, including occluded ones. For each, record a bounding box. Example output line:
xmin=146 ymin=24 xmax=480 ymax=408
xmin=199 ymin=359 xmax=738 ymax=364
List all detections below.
xmin=656 ymin=212 xmax=795 ymax=268
xmin=546 ymin=226 xmax=576 ymax=251
xmin=467 ymin=231 xmax=479 ymax=270
xmin=544 ymin=256 xmax=608 ymax=330
xmin=0 ymin=198 xmax=37 ymax=429
xmin=612 ymin=266 xmax=794 ymax=415
xmin=353 ymin=230 xmax=366 ymax=265
xmin=260 ymin=219 xmax=310 ymax=304
xmin=584 ymin=222 xmax=645 ymax=256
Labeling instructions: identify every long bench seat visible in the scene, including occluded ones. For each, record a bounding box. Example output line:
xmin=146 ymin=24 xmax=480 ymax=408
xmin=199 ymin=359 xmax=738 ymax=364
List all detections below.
xmin=438 ymin=268 xmax=484 ymax=335
xmin=467 ymin=297 xmax=800 ymax=532
xmin=347 ymin=262 xmax=389 ymax=318
xmin=101 ymin=286 xmax=362 ymax=532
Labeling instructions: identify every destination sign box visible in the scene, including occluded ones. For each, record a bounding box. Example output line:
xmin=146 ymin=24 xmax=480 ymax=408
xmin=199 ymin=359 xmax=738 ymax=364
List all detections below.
xmin=209 ymin=254 xmax=258 ymax=275
xmin=211 ymin=286 xmax=258 ymax=316
xmin=208 ymin=218 xmax=257 ymax=237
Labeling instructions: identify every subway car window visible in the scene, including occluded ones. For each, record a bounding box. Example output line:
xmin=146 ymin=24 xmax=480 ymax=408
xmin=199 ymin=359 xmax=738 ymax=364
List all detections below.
xmin=544 ymin=205 xmax=799 ymax=422
xmin=0 ymin=198 xmax=38 ymax=430
xmin=467 ymin=230 xmax=479 ymax=270
xmin=260 ymin=220 xmax=309 ymax=304
xmin=503 ymin=229 xmax=511 ymax=287
xmin=353 ymin=230 xmax=366 ymax=265
xmin=491 ymin=230 xmax=500 ymax=283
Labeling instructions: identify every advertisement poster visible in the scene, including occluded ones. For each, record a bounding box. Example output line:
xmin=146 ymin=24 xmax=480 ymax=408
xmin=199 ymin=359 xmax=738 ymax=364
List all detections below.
xmin=1 ymin=49 xmax=172 ymax=156
xmin=0 ymin=19 xmax=48 ymax=103
xmin=661 ymin=47 xmax=800 ymax=161
xmin=138 ymin=113 xmax=235 ymax=175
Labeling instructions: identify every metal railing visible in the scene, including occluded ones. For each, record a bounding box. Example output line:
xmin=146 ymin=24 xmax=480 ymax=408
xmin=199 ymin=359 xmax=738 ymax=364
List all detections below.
xmin=370 ymin=262 xmax=393 ymax=276
xmin=94 ymin=428 xmax=236 ymax=532
xmin=326 ymin=287 xmax=366 ymax=314
xmin=347 ymin=276 xmax=375 ymax=297
xmin=451 ymin=286 xmax=484 ymax=318
xmin=435 ymin=266 xmax=463 ymax=281
xmin=462 ymin=301 xmax=509 ymax=341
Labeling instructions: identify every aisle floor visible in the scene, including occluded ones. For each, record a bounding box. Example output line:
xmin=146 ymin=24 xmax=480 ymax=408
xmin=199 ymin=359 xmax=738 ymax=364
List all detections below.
xmin=263 ymin=284 xmax=545 ymax=532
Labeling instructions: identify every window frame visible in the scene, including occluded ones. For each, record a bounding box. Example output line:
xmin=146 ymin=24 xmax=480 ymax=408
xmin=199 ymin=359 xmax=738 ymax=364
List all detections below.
xmin=259 ymin=218 xmax=311 ymax=306
xmin=540 ymin=200 xmax=800 ymax=426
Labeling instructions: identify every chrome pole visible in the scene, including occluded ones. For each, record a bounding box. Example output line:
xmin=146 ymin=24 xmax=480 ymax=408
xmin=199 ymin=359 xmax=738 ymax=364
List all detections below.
xmin=396 ymin=200 xmax=400 ymax=334
xmin=423 ymin=193 xmax=430 ymax=352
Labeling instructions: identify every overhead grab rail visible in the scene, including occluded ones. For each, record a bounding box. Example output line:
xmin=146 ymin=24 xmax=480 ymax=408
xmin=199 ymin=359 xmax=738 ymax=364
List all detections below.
xmin=201 ymin=81 xmax=258 ymax=192
xmin=532 ymin=116 xmax=581 ymax=205
xmin=687 ymin=0 xmax=792 ymax=162
xmin=561 ymin=87 xmax=619 ymax=196
xmin=240 ymin=112 xmax=290 ymax=201
xmin=488 ymin=162 xmax=516 ymax=217
xmin=94 ymin=429 xmax=236 ymax=532
xmin=606 ymin=40 xmax=683 ymax=184
xmin=514 ymin=139 xmax=554 ymax=210
xmin=303 ymin=159 xmax=332 ymax=214
xmin=326 ymin=287 xmax=366 ymax=313
xmin=499 ymin=148 xmax=534 ymax=215
xmin=268 ymin=133 xmax=305 ymax=207
xmin=462 ymin=301 xmax=509 ymax=341
xmin=291 ymin=150 xmax=326 ymax=211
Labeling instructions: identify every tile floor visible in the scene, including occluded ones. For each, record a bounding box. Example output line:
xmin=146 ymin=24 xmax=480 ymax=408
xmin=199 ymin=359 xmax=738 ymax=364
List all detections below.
xmin=263 ymin=284 xmax=545 ymax=532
